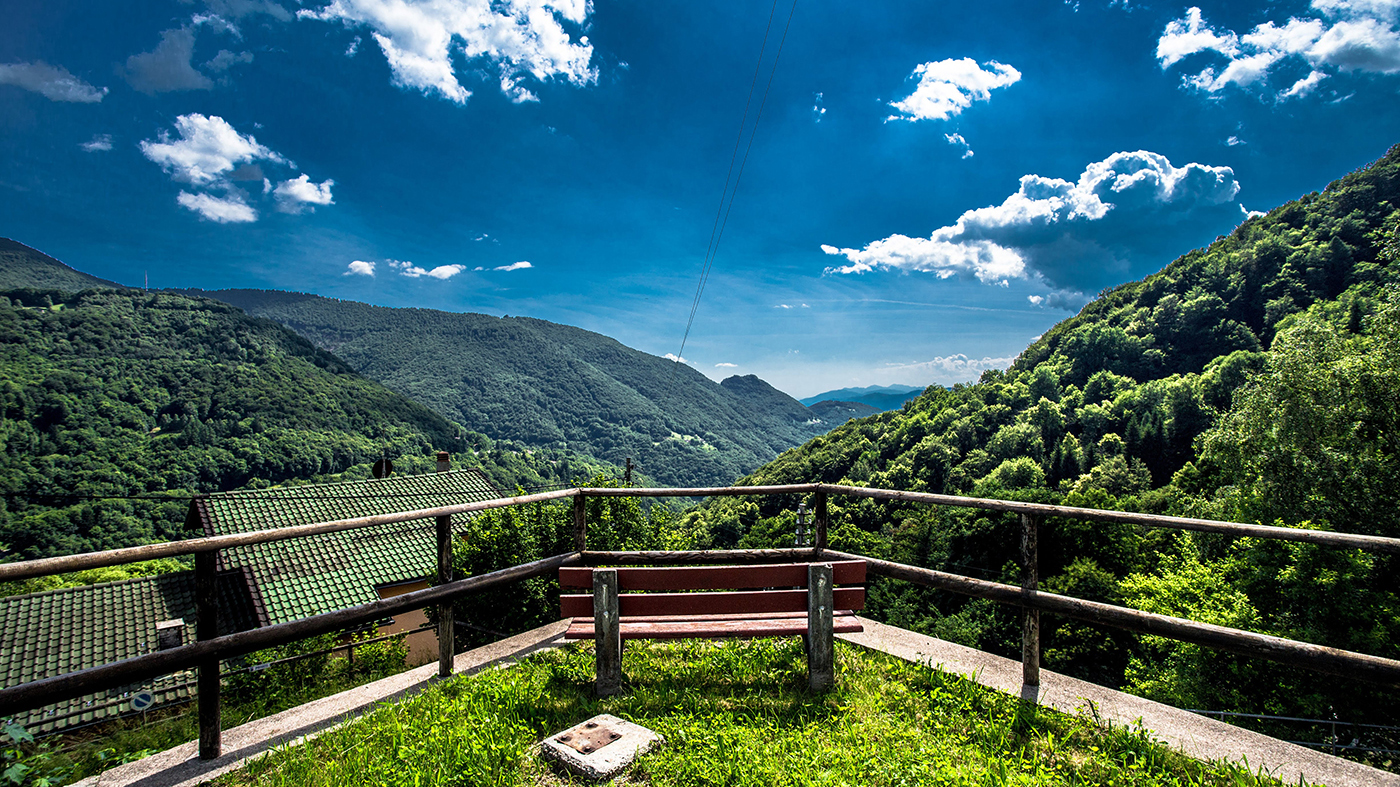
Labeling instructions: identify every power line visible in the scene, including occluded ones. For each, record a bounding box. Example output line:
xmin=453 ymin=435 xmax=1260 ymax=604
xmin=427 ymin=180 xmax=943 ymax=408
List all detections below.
xmin=677 ymin=0 xmax=799 ymax=363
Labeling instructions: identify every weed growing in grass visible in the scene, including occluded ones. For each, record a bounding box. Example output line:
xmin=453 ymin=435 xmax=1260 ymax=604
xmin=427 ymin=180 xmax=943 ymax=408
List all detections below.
xmin=219 ymin=639 xmax=1301 ymax=787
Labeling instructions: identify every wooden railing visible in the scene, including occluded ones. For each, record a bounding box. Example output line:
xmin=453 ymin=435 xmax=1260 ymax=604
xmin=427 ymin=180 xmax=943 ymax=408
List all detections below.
xmin=1 ymin=483 xmax=1398 ymax=762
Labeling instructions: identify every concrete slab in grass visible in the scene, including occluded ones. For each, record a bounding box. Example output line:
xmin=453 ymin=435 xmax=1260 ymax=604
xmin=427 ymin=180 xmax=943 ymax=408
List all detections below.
xmin=839 ymin=616 xmax=1400 ymax=787
xmin=540 ymin=714 xmax=663 ymax=781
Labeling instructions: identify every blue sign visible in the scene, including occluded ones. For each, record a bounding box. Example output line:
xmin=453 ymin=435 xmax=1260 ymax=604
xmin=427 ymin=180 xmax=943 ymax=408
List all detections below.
xmin=131 ymin=691 xmax=154 ymax=712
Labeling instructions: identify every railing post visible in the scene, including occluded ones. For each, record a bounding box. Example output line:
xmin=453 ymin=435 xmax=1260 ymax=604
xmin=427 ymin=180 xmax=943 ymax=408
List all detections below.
xmin=573 ymin=492 xmax=587 ymax=552
xmin=814 ymin=489 xmax=828 ymax=554
xmin=593 ymin=568 xmax=621 ymax=696
xmin=807 ymin=563 xmax=834 ymax=691
xmin=436 ymin=451 xmax=454 ymax=679
xmin=195 ymin=549 xmax=220 ymax=760
xmin=1020 ymin=513 xmax=1040 ymax=689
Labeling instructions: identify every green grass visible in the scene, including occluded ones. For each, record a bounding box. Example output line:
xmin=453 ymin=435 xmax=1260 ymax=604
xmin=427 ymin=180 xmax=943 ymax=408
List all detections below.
xmin=220 ymin=639 xmax=1299 ymax=787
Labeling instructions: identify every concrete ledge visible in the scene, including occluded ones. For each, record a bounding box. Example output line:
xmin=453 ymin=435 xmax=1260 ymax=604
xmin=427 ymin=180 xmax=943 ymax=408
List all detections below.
xmin=74 ymin=620 xmax=571 ymax=787
xmin=840 ymin=616 xmax=1399 ymax=787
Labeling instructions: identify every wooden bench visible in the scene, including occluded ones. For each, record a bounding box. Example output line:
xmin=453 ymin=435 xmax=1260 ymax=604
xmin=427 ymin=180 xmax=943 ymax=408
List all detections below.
xmin=559 ymin=561 xmax=866 ymax=695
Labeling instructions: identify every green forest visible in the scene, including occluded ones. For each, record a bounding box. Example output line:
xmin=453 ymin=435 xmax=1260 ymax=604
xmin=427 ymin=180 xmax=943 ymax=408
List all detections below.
xmin=189 ymin=288 xmax=833 ymax=487
xmin=0 ymin=287 xmax=622 ymax=562
xmin=673 ymin=145 xmax=1400 ymax=744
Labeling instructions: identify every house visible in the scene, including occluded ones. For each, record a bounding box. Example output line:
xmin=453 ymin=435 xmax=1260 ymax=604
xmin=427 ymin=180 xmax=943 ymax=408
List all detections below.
xmin=0 ymin=467 xmax=502 ymax=735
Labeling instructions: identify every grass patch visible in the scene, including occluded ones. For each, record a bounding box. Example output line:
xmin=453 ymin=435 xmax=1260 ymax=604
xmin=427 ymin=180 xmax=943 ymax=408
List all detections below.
xmin=220 ymin=639 xmax=1298 ymax=786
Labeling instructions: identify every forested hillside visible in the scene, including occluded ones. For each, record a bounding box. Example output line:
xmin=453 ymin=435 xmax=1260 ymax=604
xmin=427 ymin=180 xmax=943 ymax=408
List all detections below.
xmin=184 ymin=290 xmax=833 ymax=487
xmin=686 ymin=145 xmax=1400 ymax=744
xmin=0 ymin=288 xmax=617 ymax=560
xmin=0 ymin=239 xmax=123 ymax=292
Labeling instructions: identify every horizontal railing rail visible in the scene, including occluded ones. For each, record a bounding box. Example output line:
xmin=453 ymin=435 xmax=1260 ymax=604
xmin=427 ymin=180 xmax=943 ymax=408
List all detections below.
xmin=2 ymin=479 xmax=1398 ymax=763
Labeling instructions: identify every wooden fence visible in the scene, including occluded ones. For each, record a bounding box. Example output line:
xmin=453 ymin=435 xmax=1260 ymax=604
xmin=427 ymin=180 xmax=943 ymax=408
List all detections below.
xmin=1 ymin=483 xmax=1397 ymax=762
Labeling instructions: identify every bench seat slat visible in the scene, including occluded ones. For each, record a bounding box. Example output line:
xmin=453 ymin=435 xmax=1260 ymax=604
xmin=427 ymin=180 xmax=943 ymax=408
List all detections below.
xmin=564 ymin=612 xmax=863 ymax=640
xmin=560 ymin=587 xmax=865 ymax=618
xmin=559 ymin=561 xmax=866 ymax=590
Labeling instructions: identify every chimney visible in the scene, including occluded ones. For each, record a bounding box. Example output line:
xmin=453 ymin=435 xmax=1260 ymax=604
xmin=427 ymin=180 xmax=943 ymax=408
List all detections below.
xmin=436 ymin=451 xmax=450 ymax=473
xmin=156 ymin=619 xmax=185 ymax=650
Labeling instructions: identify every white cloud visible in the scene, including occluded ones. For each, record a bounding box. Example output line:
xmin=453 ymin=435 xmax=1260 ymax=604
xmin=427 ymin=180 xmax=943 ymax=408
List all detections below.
xmin=346 ymin=36 xmax=362 ymax=56
xmin=1159 ymin=2 xmax=1400 ymax=101
xmin=1156 ymin=7 xmax=1239 ymax=68
xmin=299 ymin=0 xmax=598 ymax=104
xmin=664 ymin=353 xmax=689 ymax=364
xmin=206 ymin=49 xmax=254 ymax=72
xmin=812 ymin=92 xmax=826 ymax=123
xmin=142 ymin=114 xmax=333 ymax=224
xmin=884 ymin=354 xmax=1015 ymax=379
xmin=0 ymin=61 xmax=107 ymax=102
xmin=273 ymin=174 xmax=335 ymax=212
xmin=346 ymin=260 xmax=376 ymax=276
xmin=715 ymin=362 xmax=738 ymax=368
xmin=493 ymin=260 xmax=532 ymax=271
xmin=887 ymin=58 xmax=1021 ymax=122
xmin=391 ymin=260 xmax=465 ymax=279
xmin=80 ymin=134 xmax=113 ymax=152
xmin=1226 ymin=134 xmax=1246 ymax=146
xmin=944 ymin=132 xmax=974 ymax=158
xmin=177 ymin=191 xmax=257 ymax=223
xmin=141 ymin=114 xmax=287 ymax=186
xmin=823 ymin=150 xmax=1240 ymax=302
xmin=774 ymin=303 xmax=810 ymax=309
xmin=125 ymin=28 xmax=214 ymax=93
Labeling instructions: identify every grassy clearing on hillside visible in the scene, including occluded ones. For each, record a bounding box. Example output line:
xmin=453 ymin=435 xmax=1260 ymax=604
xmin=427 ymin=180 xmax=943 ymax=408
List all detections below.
xmin=221 ymin=639 xmax=1296 ymax=787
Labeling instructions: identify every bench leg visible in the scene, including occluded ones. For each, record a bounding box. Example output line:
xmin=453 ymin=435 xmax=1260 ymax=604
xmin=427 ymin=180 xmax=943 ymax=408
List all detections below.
xmin=807 ymin=563 xmax=834 ymax=691
xmin=594 ymin=568 xmax=623 ymax=696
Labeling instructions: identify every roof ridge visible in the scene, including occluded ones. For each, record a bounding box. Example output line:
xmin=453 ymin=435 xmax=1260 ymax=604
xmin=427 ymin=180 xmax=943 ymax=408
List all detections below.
xmin=203 ymin=466 xmax=497 ymax=500
xmin=0 ymin=569 xmax=193 ymax=604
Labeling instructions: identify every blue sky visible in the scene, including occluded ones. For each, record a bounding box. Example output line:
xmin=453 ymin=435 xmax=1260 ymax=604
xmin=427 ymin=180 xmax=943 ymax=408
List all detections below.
xmin=3 ymin=0 xmax=1399 ymax=398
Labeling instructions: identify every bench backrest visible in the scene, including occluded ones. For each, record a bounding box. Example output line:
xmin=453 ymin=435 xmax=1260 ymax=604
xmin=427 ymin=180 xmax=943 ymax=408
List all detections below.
xmin=559 ymin=561 xmax=866 ymax=618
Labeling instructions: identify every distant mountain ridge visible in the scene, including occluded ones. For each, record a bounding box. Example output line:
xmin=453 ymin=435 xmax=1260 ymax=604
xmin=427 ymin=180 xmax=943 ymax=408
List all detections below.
xmin=800 ymin=384 xmax=925 ymax=411
xmin=177 ymin=289 xmax=834 ymax=487
xmin=0 ymin=239 xmax=125 ymax=292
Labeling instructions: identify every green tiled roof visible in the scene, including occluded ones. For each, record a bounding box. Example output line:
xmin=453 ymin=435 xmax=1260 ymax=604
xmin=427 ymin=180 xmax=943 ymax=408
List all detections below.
xmin=191 ymin=469 xmax=501 ymax=626
xmin=0 ymin=569 xmax=258 ymax=735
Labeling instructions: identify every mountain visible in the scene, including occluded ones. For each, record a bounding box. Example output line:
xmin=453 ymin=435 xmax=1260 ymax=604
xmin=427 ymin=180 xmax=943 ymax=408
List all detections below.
xmin=181 ymin=289 xmax=833 ymax=487
xmin=0 ymin=287 xmax=616 ymax=559
xmin=0 ymin=239 xmax=125 ymax=292
xmin=806 ymin=400 xmax=880 ymax=424
xmin=799 ymin=384 xmax=925 ymax=411
xmin=689 ymin=144 xmax=1400 ymax=731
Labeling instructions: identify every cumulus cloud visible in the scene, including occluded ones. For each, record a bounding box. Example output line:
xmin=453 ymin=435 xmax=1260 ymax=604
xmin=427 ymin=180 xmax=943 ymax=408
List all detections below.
xmin=494 ymin=260 xmax=532 ymax=271
xmin=391 ymin=260 xmax=465 ymax=279
xmin=812 ymin=92 xmax=826 ymax=122
xmin=177 ymin=191 xmax=257 ymax=223
xmin=125 ymin=28 xmax=215 ymax=93
xmin=346 ymin=260 xmax=376 ymax=276
xmin=887 ymin=57 xmax=1020 ymax=122
xmin=0 ymin=62 xmax=107 ymax=102
xmin=664 ymin=353 xmax=689 ymax=364
xmin=141 ymin=114 xmax=287 ymax=185
xmin=298 ymin=0 xmax=598 ymax=104
xmin=273 ymin=174 xmax=335 ymax=212
xmin=945 ymin=132 xmax=974 ymax=158
xmin=142 ymin=114 xmax=333 ymax=224
xmin=823 ymin=150 xmax=1240 ymax=304
xmin=81 ymin=134 xmax=113 ymax=152
xmin=715 ymin=362 xmax=738 ymax=368
xmin=1159 ymin=2 xmax=1400 ymax=100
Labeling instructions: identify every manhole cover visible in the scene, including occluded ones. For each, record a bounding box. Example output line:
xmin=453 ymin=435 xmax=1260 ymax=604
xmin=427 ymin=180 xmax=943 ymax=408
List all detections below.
xmin=541 ymin=714 xmax=663 ymax=781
